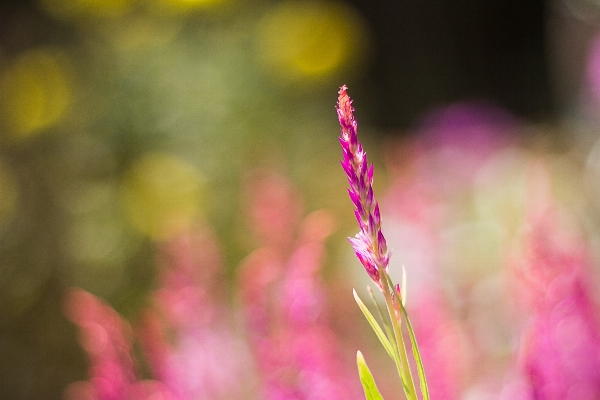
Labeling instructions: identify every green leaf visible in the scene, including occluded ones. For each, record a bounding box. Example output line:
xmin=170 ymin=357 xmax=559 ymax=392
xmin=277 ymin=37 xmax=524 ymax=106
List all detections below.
xmin=367 ymin=286 xmax=396 ymax=350
xmin=399 ymin=301 xmax=430 ymax=400
xmin=357 ymin=351 xmax=385 ymax=400
xmin=365 ymin=286 xmax=411 ymax=396
xmin=353 ymin=289 xmax=395 ymax=360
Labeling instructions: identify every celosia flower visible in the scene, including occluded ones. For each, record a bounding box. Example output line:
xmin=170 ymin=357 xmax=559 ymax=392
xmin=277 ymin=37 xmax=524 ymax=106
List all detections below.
xmin=63 ymin=288 xmax=137 ymax=400
xmin=337 ymin=85 xmax=389 ymax=283
xmin=509 ymin=206 xmax=600 ymax=400
xmin=63 ymin=288 xmax=173 ymax=400
xmin=239 ymin=171 xmax=361 ymax=400
xmin=138 ymin=227 xmax=253 ymax=400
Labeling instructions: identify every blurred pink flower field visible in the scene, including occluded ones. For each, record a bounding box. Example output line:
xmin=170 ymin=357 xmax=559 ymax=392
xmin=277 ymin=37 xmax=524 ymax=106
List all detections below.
xmin=63 ymin=93 xmax=600 ymax=399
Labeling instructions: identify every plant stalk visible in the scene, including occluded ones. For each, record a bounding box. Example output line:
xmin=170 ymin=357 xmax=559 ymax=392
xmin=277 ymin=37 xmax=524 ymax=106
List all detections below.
xmin=380 ymin=269 xmax=418 ymax=400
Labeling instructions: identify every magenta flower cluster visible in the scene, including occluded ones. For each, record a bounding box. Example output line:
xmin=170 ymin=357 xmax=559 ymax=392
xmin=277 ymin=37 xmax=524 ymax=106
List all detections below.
xmin=239 ymin=170 xmax=361 ymax=400
xmin=63 ymin=289 xmax=172 ymax=400
xmin=65 ymin=169 xmax=360 ymax=400
xmin=337 ymin=85 xmax=390 ymax=284
xmin=511 ymin=210 xmax=600 ymax=400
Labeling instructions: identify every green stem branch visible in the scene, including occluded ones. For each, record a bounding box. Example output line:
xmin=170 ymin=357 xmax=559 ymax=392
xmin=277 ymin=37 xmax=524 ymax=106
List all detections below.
xmin=380 ymin=269 xmax=418 ymax=400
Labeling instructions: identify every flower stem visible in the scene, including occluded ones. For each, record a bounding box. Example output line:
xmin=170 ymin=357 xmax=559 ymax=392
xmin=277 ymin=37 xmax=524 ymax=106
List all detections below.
xmin=380 ymin=269 xmax=418 ymax=400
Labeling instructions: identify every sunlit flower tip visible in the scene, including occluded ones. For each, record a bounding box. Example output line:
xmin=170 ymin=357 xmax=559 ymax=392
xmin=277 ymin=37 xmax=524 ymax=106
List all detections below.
xmin=337 ymin=85 xmax=356 ymax=133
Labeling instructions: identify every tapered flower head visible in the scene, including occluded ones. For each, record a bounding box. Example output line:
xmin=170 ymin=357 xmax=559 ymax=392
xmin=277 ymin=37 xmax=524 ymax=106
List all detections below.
xmin=337 ymin=85 xmax=389 ymax=284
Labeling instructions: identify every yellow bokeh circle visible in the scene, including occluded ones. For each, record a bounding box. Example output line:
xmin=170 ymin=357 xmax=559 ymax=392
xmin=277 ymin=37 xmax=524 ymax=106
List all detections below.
xmin=152 ymin=0 xmax=227 ymax=12
xmin=120 ymin=153 xmax=203 ymax=240
xmin=255 ymin=1 xmax=367 ymax=82
xmin=0 ymin=48 xmax=72 ymax=138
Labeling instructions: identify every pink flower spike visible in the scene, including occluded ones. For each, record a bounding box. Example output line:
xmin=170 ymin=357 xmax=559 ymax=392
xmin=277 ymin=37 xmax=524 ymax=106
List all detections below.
xmin=354 ymin=209 xmax=364 ymax=230
xmin=337 ymin=86 xmax=390 ymax=285
xmin=373 ymin=204 xmax=381 ymax=225
xmin=349 ymin=237 xmax=380 ymax=282
xmin=347 ymin=188 xmax=361 ymax=210
xmin=377 ymin=231 xmax=388 ymax=264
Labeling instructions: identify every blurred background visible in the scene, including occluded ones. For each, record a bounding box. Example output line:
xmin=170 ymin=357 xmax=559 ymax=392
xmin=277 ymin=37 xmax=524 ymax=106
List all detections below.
xmin=2 ymin=0 xmax=600 ymax=399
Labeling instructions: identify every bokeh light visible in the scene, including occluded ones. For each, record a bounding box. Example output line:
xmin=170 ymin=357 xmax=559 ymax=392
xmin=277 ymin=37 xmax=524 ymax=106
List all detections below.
xmin=151 ymin=0 xmax=228 ymax=13
xmin=0 ymin=48 xmax=72 ymax=139
xmin=255 ymin=1 xmax=367 ymax=84
xmin=120 ymin=152 xmax=203 ymax=240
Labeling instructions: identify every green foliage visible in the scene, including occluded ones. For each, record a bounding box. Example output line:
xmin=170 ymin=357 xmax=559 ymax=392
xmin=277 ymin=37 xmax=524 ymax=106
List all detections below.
xmin=356 ymin=351 xmax=385 ymax=400
xmin=400 ymin=298 xmax=430 ymax=400
xmin=353 ymin=289 xmax=395 ymax=360
xmin=354 ymin=274 xmax=430 ymax=400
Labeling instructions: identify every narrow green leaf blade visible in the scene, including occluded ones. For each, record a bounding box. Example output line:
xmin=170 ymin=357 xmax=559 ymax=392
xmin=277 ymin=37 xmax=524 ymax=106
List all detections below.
xmin=353 ymin=289 xmax=395 ymax=360
xmin=357 ymin=351 xmax=385 ymax=400
xmin=367 ymin=286 xmax=396 ymax=352
xmin=400 ymin=301 xmax=430 ymax=400
xmin=366 ymin=287 xmax=411 ymax=395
